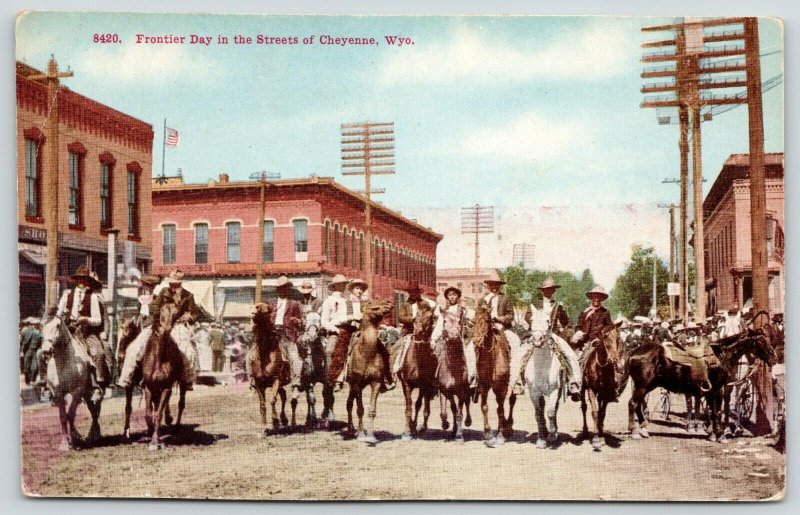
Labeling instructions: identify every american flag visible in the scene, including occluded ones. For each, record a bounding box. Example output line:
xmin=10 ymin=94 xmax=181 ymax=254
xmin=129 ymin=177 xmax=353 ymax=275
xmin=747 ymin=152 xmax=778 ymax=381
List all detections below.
xmin=165 ymin=127 xmax=179 ymax=148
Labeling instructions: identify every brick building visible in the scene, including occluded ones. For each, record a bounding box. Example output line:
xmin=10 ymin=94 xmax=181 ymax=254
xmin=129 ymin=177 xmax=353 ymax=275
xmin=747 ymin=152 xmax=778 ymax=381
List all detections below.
xmin=151 ymin=174 xmax=441 ymax=321
xmin=703 ymin=153 xmax=784 ymax=315
xmin=17 ymin=61 xmax=153 ymax=318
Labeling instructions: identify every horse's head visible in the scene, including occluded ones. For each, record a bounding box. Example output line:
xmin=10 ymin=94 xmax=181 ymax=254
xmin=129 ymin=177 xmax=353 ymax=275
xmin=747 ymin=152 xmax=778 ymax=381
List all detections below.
xmin=362 ymin=299 xmax=393 ymax=325
xmin=472 ymin=305 xmax=491 ymax=349
xmin=156 ymin=302 xmax=180 ymax=336
xmin=413 ymin=303 xmax=435 ymax=342
xmin=251 ymin=302 xmax=273 ymax=327
xmin=747 ymin=330 xmax=778 ymax=366
xmin=598 ymin=323 xmax=624 ymax=368
xmin=304 ymin=312 xmax=321 ymax=340
xmin=527 ymin=308 xmax=550 ymax=348
xmin=40 ymin=316 xmax=68 ymax=359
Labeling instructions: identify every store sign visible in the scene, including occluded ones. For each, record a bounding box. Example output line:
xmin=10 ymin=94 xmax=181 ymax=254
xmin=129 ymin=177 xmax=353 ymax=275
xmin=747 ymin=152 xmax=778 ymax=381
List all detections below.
xmin=667 ymin=282 xmax=680 ymax=296
xmin=18 ymin=225 xmax=47 ymax=243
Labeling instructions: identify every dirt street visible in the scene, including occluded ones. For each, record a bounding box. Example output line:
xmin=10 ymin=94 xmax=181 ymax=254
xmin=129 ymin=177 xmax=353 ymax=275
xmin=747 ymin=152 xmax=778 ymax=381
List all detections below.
xmin=20 ymin=383 xmax=785 ymax=501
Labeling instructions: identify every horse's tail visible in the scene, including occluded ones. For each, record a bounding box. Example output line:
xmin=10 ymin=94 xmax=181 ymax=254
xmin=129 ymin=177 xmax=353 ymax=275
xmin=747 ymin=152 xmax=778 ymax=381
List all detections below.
xmin=615 ymin=351 xmax=631 ymax=399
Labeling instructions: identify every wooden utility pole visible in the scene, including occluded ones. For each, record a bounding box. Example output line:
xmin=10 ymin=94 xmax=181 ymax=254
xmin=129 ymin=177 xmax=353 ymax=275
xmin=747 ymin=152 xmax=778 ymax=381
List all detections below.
xmin=341 ymin=122 xmax=395 ymax=297
xmin=249 ymin=171 xmax=280 ymax=304
xmin=28 ymin=56 xmax=73 ymax=310
xmin=461 ymin=205 xmax=494 ymax=293
xmin=512 ymin=243 xmax=535 ymax=269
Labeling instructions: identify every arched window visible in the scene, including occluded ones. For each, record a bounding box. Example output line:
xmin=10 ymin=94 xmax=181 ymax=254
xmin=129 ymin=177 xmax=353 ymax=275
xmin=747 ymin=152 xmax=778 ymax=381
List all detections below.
xmin=342 ymin=226 xmax=349 ymax=267
xmin=333 ymin=223 xmax=340 ymax=265
xmin=226 ymin=221 xmax=241 ymax=263
xmin=324 ymin=220 xmax=330 ymax=262
xmin=351 ymin=230 xmax=357 ymax=270
xmin=359 ymin=233 xmax=365 ymax=272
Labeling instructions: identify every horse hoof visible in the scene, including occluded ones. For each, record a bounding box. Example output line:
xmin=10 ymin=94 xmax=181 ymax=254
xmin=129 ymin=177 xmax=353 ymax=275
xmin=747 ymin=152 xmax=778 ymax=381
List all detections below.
xmin=356 ymin=431 xmax=367 ymax=442
xmin=364 ymin=434 xmax=378 ymax=445
xmin=495 ymin=434 xmax=506 ymax=446
xmin=465 ymin=415 xmax=472 ymax=427
xmin=547 ymin=434 xmax=559 ymax=446
xmin=708 ymin=433 xmax=717 ymax=443
xmin=58 ymin=440 xmax=72 ymax=452
xmin=591 ymin=437 xmax=602 ymax=450
xmin=484 ymin=437 xmax=497 ymax=448
xmin=401 ymin=433 xmax=413 ymax=442
xmin=417 ymin=427 xmax=427 ymax=436
xmin=148 ymin=443 xmax=161 ymax=451
xmin=272 ymin=419 xmax=281 ymax=429
xmin=630 ymin=431 xmax=642 ymax=440
xmin=718 ymin=434 xmax=729 ymax=444
xmin=280 ymin=416 xmax=289 ymax=426
xmin=165 ymin=415 xmax=173 ymax=426
xmin=535 ymin=438 xmax=547 ymax=449
xmin=442 ymin=420 xmax=450 ymax=431
xmin=638 ymin=428 xmax=650 ymax=438
xmin=455 ymin=436 xmax=465 ymax=444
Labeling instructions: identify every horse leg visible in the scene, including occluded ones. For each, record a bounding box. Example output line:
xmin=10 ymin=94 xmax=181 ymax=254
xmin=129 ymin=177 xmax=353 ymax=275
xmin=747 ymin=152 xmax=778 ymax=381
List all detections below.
xmin=56 ymin=400 xmax=72 ymax=452
xmin=269 ymin=382 xmax=281 ymax=430
xmin=346 ymin=388 xmax=356 ymax=434
xmin=306 ymin=386 xmax=318 ymax=427
xmin=453 ymin=396 xmax=464 ymax=442
xmin=480 ymin=390 xmax=491 ymax=441
xmin=580 ymin=386 xmax=590 ymax=438
xmin=597 ymin=399 xmax=608 ymax=439
xmin=256 ymin=385 xmax=268 ymax=432
xmin=587 ymin=390 xmax=602 ymax=450
xmin=505 ymin=393 xmax=517 ymax=438
xmin=149 ymin=389 xmax=169 ymax=451
xmin=493 ymin=389 xmax=507 ymax=445
xmin=401 ymin=381 xmax=414 ymax=441
xmin=628 ymin=387 xmax=647 ymax=439
xmin=322 ymin=382 xmax=335 ymax=428
xmin=440 ymin=391 xmax=450 ymax=431
xmin=546 ymin=389 xmax=560 ymax=447
xmin=86 ymin=398 xmax=102 ymax=443
xmin=123 ymin=387 xmax=134 ymax=443
xmin=420 ymin=392 xmax=431 ymax=435
xmin=175 ymin=383 xmax=186 ymax=429
xmin=278 ymin=385 xmax=289 ymax=427
xmin=290 ymin=386 xmax=300 ymax=427
xmin=413 ymin=390 xmax=423 ymax=434
xmin=144 ymin=388 xmax=155 ymax=436
xmin=464 ymin=394 xmax=472 ymax=427
xmin=66 ymin=394 xmax=83 ymax=448
xmin=533 ymin=393 xmax=547 ymax=449
xmin=355 ymin=387 xmax=366 ymax=440
xmin=364 ymin=382 xmax=380 ymax=444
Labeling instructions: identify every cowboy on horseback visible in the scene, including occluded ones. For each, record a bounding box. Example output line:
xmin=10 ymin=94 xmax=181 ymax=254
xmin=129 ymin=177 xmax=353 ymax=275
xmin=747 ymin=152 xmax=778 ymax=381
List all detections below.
xmin=478 ymin=271 xmax=524 ymax=396
xmin=270 ymin=276 xmax=305 ymax=393
xmin=521 ymin=277 xmax=581 ymax=401
xmin=393 ymin=282 xmax=438 ymax=385
xmin=50 ymin=266 xmax=112 ymax=402
xmin=431 ymin=286 xmax=476 ymax=395
xmin=572 ymin=285 xmax=614 ymax=368
xmin=117 ymin=269 xmax=201 ymax=391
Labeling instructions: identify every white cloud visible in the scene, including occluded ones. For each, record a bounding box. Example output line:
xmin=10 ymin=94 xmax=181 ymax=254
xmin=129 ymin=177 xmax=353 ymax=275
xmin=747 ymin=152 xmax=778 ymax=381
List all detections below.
xmin=379 ymin=23 xmax=635 ymax=85
xmin=80 ymin=42 xmax=224 ymax=85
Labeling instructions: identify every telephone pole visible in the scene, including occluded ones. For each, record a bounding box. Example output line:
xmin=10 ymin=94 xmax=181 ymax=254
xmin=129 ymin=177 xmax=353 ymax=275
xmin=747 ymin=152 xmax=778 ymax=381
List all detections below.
xmin=28 ymin=56 xmax=73 ymax=310
xmin=512 ymin=243 xmax=535 ymax=269
xmin=461 ymin=205 xmax=494 ymax=293
xmin=658 ymin=203 xmax=677 ymax=319
xmin=249 ymin=171 xmax=281 ymax=303
xmin=341 ymin=122 xmax=395 ymax=297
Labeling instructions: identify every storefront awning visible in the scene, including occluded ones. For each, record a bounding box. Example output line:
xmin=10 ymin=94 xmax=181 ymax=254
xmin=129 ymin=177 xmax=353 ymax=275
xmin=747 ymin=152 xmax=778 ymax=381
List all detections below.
xmin=18 ymin=243 xmax=46 ymax=266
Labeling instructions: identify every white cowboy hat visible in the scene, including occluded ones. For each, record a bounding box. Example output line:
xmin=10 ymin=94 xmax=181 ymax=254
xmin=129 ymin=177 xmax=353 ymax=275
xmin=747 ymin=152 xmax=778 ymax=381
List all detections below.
xmin=328 ymin=274 xmax=349 ymax=290
xmin=538 ymin=276 xmax=561 ymax=290
xmin=298 ymin=279 xmax=315 ymax=293
xmin=71 ymin=266 xmax=93 ymax=283
xmin=168 ymin=269 xmax=185 ymax=283
xmin=347 ymin=278 xmax=368 ymax=291
xmin=586 ymin=285 xmax=609 ymax=300
xmin=484 ymin=270 xmax=505 ymax=285
xmin=275 ymin=275 xmax=294 ymax=289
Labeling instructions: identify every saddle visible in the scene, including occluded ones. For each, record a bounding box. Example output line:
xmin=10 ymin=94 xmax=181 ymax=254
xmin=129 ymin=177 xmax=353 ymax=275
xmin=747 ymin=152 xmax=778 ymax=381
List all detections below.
xmin=662 ymin=340 xmax=714 ymax=385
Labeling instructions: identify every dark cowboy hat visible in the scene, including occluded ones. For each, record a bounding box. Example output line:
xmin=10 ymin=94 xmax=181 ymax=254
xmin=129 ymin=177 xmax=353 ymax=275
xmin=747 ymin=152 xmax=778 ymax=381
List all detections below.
xmin=406 ymin=282 xmax=422 ymax=293
xmin=443 ymin=286 xmax=462 ymax=298
xmin=71 ymin=266 xmax=93 ymax=283
xmin=87 ymin=271 xmax=104 ymax=291
xmin=585 ymin=285 xmax=609 ymax=300
xmin=141 ymin=274 xmax=161 ymax=287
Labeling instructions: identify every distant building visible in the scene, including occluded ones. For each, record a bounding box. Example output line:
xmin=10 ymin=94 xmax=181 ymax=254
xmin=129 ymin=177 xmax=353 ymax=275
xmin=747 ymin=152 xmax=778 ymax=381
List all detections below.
xmin=17 ymin=61 xmax=154 ymax=318
xmin=151 ymin=174 xmax=441 ymax=321
xmin=703 ymin=153 xmax=784 ymax=314
xmin=436 ymin=268 xmax=495 ymax=306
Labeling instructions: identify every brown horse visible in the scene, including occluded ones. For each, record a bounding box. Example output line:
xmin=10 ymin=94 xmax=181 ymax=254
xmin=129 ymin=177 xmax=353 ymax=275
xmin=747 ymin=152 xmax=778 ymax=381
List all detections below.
xmin=140 ymin=302 xmax=188 ymax=451
xmin=580 ymin=323 xmax=624 ymax=451
xmin=472 ymin=305 xmax=512 ymax=447
xmin=246 ymin=302 xmax=290 ymax=434
xmin=119 ymin=316 xmax=142 ymax=442
xmin=436 ymin=316 xmax=473 ymax=443
xmin=397 ymin=302 xmax=438 ymax=441
xmin=345 ymin=299 xmax=393 ymax=444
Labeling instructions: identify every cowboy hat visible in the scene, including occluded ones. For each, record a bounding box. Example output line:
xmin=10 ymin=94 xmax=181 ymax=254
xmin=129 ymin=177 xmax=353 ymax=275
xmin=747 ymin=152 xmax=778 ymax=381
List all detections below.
xmin=538 ymin=276 xmax=561 ymax=290
xmin=298 ymin=279 xmax=315 ymax=293
xmin=328 ymin=274 xmax=349 ymax=290
xmin=168 ymin=269 xmax=185 ymax=283
xmin=443 ymin=286 xmax=462 ymax=298
xmin=87 ymin=271 xmax=104 ymax=291
xmin=71 ymin=266 xmax=93 ymax=283
xmin=585 ymin=285 xmax=609 ymax=300
xmin=141 ymin=274 xmax=161 ymax=287
xmin=275 ymin=275 xmax=294 ymax=289
xmin=347 ymin=278 xmax=368 ymax=291
xmin=406 ymin=282 xmax=422 ymax=293
xmin=484 ymin=270 xmax=505 ymax=285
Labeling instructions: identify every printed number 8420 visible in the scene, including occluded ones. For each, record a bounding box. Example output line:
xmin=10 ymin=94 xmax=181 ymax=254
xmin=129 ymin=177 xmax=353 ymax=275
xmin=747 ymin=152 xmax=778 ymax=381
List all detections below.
xmin=93 ymin=34 xmax=121 ymax=43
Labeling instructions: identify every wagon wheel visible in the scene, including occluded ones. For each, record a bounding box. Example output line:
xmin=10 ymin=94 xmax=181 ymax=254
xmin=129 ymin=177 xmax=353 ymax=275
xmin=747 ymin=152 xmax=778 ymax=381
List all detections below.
xmin=729 ymin=354 xmax=757 ymax=429
xmin=649 ymin=388 xmax=671 ymax=421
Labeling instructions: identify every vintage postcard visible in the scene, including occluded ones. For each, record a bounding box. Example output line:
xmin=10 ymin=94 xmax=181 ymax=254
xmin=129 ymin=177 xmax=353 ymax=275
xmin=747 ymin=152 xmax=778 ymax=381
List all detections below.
xmin=16 ymin=12 xmax=785 ymax=500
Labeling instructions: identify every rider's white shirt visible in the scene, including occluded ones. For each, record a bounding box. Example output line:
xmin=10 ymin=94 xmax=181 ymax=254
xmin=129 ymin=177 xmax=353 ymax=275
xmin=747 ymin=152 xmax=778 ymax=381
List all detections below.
xmin=56 ymin=287 xmax=102 ymax=327
xmin=320 ymin=291 xmax=348 ymax=333
xmin=275 ymin=298 xmax=288 ymax=326
xmin=483 ymin=293 xmax=499 ymax=319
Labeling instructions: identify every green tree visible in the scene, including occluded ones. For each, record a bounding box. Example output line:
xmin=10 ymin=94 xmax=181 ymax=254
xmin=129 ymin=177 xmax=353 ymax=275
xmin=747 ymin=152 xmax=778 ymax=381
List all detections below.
xmin=499 ymin=266 xmax=596 ymax=323
xmin=608 ymin=244 xmax=670 ymax=319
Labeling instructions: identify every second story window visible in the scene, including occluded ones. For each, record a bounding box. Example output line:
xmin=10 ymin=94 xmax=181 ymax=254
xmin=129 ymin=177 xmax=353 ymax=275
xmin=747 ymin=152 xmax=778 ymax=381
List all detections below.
xmin=195 ymin=223 xmax=209 ymax=264
xmin=324 ymin=221 xmax=330 ymax=262
xmin=333 ymin=223 xmax=340 ymax=265
xmin=127 ymin=165 xmax=140 ymax=237
xmin=68 ymin=152 xmax=83 ymax=227
xmin=293 ymin=220 xmax=308 ymax=253
xmin=227 ymin=222 xmax=241 ymax=263
xmin=99 ymin=163 xmax=112 ymax=230
xmin=24 ymin=139 xmax=41 ymax=219
xmin=264 ymin=221 xmax=275 ymax=262
xmin=162 ymin=224 xmax=176 ymax=265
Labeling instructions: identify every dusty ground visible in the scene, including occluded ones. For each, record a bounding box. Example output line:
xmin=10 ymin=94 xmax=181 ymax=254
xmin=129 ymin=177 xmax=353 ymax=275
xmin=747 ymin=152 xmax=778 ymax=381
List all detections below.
xmin=20 ymin=383 xmax=785 ymax=501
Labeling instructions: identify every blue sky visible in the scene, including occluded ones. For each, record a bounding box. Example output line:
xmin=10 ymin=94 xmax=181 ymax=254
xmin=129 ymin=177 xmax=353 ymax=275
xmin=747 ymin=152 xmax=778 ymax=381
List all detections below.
xmin=15 ymin=13 xmax=784 ymax=288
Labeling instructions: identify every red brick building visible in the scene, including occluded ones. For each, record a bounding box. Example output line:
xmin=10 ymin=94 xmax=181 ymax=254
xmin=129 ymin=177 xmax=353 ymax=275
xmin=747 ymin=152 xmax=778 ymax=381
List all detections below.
xmin=703 ymin=153 xmax=784 ymax=315
xmin=17 ymin=61 xmax=154 ymax=318
xmin=151 ymin=175 xmax=441 ymax=321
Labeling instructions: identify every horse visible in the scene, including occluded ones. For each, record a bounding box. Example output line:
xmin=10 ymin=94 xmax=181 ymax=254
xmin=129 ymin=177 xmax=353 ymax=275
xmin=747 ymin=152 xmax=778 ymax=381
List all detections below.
xmin=436 ymin=311 xmax=473 ymax=443
xmin=472 ymin=305 xmax=512 ymax=447
xmin=522 ymin=307 xmax=567 ymax=449
xmin=140 ymin=302 xmax=188 ymax=451
xmin=39 ymin=316 xmax=103 ymax=451
xmin=296 ymin=311 xmax=331 ymax=427
xmin=246 ymin=302 xmax=290 ymax=434
xmin=345 ymin=299 xmax=393 ymax=444
xmin=622 ymin=329 xmax=776 ymax=443
xmin=580 ymin=322 xmax=625 ymax=451
xmin=397 ymin=302 xmax=438 ymax=441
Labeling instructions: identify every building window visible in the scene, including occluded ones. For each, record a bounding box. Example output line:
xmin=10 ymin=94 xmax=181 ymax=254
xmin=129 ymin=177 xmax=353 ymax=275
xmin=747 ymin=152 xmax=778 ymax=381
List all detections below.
xmin=351 ymin=230 xmax=357 ymax=270
xmin=374 ymin=240 xmax=379 ymax=274
xmin=324 ymin=221 xmax=330 ymax=262
xmin=99 ymin=163 xmax=112 ymax=230
xmin=359 ymin=234 xmax=365 ymax=272
xmin=227 ymin=222 xmax=241 ymax=263
xmin=195 ymin=223 xmax=209 ymax=264
xmin=162 ymin=224 xmax=176 ymax=265
xmin=264 ymin=221 xmax=275 ymax=262
xmin=127 ymin=164 xmax=140 ymax=237
xmin=342 ymin=228 xmax=349 ymax=267
xmin=24 ymin=139 xmax=42 ymax=219
xmin=333 ymin=223 xmax=340 ymax=265
xmin=381 ymin=242 xmax=386 ymax=276
xmin=389 ymin=245 xmax=394 ymax=278
xmin=68 ymin=152 xmax=83 ymax=227
xmin=294 ymin=220 xmax=308 ymax=253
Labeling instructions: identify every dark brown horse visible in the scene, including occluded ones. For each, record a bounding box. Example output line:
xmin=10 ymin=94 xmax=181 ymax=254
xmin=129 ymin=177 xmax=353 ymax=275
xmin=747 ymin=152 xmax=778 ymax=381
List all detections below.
xmin=623 ymin=329 xmax=776 ymax=443
xmin=119 ymin=316 xmax=142 ymax=442
xmin=397 ymin=302 xmax=438 ymax=441
xmin=436 ymin=316 xmax=472 ymax=443
xmin=472 ymin=305 xmax=512 ymax=447
xmin=580 ymin=322 xmax=624 ymax=451
xmin=140 ymin=302 xmax=188 ymax=451
xmin=246 ymin=302 xmax=290 ymax=434
xmin=345 ymin=299 xmax=393 ymax=444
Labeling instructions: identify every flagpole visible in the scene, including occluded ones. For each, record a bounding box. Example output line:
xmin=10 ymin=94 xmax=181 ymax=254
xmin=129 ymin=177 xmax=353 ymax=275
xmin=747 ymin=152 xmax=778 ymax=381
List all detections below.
xmin=161 ymin=118 xmax=167 ymax=177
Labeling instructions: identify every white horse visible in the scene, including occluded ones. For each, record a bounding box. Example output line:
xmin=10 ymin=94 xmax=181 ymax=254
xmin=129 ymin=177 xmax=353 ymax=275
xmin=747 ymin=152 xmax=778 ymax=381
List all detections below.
xmin=39 ymin=316 xmax=103 ymax=451
xmin=522 ymin=307 xmax=568 ymax=449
